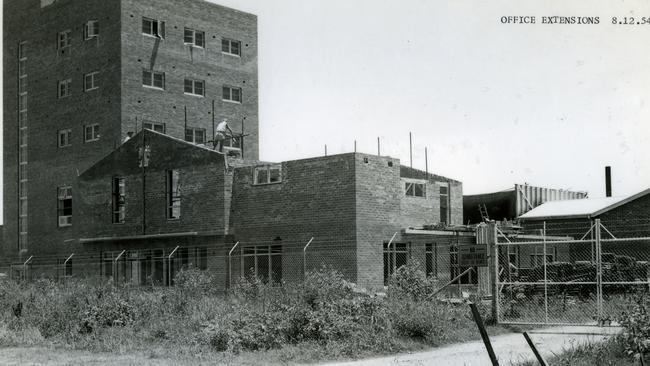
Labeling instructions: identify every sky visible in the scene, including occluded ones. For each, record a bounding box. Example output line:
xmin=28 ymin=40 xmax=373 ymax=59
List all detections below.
xmin=1 ymin=0 xmax=650 ymax=223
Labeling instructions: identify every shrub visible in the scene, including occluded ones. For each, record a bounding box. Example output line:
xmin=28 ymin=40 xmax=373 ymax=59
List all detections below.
xmin=387 ymin=262 xmax=435 ymax=301
xmin=618 ymin=290 xmax=650 ymax=358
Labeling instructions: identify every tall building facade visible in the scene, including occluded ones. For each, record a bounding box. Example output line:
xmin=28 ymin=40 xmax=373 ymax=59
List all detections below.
xmin=2 ymin=0 xmax=259 ymax=261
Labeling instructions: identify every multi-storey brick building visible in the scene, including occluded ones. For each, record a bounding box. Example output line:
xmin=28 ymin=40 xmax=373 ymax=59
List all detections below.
xmin=3 ymin=0 xmax=259 ymax=262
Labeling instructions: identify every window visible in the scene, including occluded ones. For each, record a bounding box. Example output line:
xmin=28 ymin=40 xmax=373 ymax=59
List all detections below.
xmin=84 ymin=20 xmax=99 ymax=39
xmin=383 ymin=243 xmax=409 ymax=285
xmin=84 ymin=124 xmax=100 ymax=142
xmin=253 ymin=165 xmax=281 ymax=185
xmin=405 ymin=181 xmax=426 ymax=197
xmin=221 ymin=38 xmax=241 ymax=56
xmin=241 ymin=245 xmax=282 ymax=283
xmin=222 ymin=85 xmax=242 ymax=103
xmin=84 ymin=71 xmax=99 ymax=91
xmin=58 ymin=30 xmax=71 ymax=49
xmin=142 ymin=70 xmax=165 ymax=89
xmin=439 ymin=185 xmax=449 ymax=225
xmin=143 ymin=121 xmax=165 ymax=133
xmin=112 ymin=177 xmax=126 ymax=224
xmin=184 ymin=28 xmax=205 ymax=47
xmin=142 ymin=17 xmax=165 ymax=38
xmin=57 ymin=186 xmax=72 ymax=227
xmin=426 ymin=243 xmax=438 ymax=278
xmin=184 ymin=79 xmax=205 ymax=96
xmin=58 ymin=79 xmax=71 ymax=98
xmin=166 ymin=170 xmax=181 ymax=219
xmin=58 ymin=129 xmax=71 ymax=148
xmin=185 ymin=128 xmax=206 ymax=145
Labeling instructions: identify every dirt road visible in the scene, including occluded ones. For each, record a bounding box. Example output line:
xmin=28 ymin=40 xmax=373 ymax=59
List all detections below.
xmin=322 ymin=326 xmax=622 ymax=366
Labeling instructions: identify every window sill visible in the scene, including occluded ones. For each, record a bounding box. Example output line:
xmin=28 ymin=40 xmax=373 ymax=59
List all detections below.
xmin=143 ymin=85 xmax=165 ymax=91
xmin=85 ymin=87 xmax=99 ymax=92
xmin=222 ymin=99 xmax=242 ymax=104
xmin=184 ymin=43 xmax=205 ymax=49
xmin=252 ymin=181 xmax=282 ymax=186
xmin=85 ymin=36 xmax=99 ymax=41
xmin=85 ymin=139 xmax=100 ymax=143
xmin=58 ymin=145 xmax=72 ymax=149
xmin=184 ymin=92 xmax=205 ymax=98
xmin=142 ymin=33 xmax=164 ymax=40
xmin=221 ymin=52 xmax=241 ymax=58
xmin=404 ymin=195 xmax=427 ymax=199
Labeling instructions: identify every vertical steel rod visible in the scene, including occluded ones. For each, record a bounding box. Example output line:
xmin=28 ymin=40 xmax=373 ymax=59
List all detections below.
xmin=377 ymin=137 xmax=380 ymax=156
xmin=354 ymin=140 xmax=357 ymax=153
xmin=425 ymin=147 xmax=429 ymax=180
xmin=409 ymin=132 xmax=413 ymax=168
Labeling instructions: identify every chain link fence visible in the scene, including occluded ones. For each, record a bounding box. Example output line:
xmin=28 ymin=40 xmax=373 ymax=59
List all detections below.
xmin=496 ymin=219 xmax=650 ymax=326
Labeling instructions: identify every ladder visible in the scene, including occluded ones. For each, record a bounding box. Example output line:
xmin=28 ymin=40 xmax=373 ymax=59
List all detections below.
xmin=479 ymin=204 xmax=489 ymax=222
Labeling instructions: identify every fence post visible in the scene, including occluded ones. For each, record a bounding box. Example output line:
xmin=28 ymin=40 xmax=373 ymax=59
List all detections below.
xmin=167 ymin=246 xmax=179 ymax=286
xmin=22 ymin=256 xmax=33 ymax=282
xmin=63 ymin=253 xmax=74 ymax=283
xmin=386 ymin=232 xmax=398 ymax=275
xmin=303 ymin=237 xmax=314 ymax=281
xmin=113 ymin=250 xmax=125 ymax=286
xmin=228 ymin=242 xmax=240 ymax=289
xmin=595 ymin=218 xmax=603 ymax=323
xmin=543 ymin=222 xmax=549 ymax=324
xmin=490 ymin=223 xmax=499 ymax=324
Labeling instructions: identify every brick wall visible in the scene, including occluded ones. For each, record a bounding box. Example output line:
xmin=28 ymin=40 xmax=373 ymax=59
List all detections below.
xmin=120 ymin=0 xmax=259 ymax=160
xmin=229 ymin=154 xmax=358 ymax=283
xmin=354 ymin=154 xmax=402 ymax=289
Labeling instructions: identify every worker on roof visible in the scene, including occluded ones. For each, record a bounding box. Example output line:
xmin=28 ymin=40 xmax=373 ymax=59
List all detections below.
xmin=214 ymin=118 xmax=234 ymax=152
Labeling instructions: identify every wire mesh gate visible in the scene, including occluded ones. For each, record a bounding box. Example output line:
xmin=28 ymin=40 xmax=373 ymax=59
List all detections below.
xmin=495 ymin=219 xmax=650 ymax=326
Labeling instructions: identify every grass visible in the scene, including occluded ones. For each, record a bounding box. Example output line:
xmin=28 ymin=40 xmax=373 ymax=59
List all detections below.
xmin=517 ymin=338 xmax=636 ymax=366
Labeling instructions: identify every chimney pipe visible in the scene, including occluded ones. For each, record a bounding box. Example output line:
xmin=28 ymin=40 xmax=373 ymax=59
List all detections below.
xmin=605 ymin=166 xmax=612 ymax=197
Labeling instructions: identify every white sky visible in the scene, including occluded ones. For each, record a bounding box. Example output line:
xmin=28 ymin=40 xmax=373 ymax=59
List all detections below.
xmin=2 ymin=0 xmax=650 ymax=223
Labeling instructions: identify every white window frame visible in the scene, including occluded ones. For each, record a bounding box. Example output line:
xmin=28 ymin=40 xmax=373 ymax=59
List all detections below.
xmin=58 ymin=79 xmax=72 ymax=98
xmin=184 ymin=28 xmax=205 ymax=48
xmin=142 ymin=70 xmax=165 ymax=90
xmin=184 ymin=78 xmax=205 ymax=97
xmin=185 ymin=127 xmax=206 ymax=145
xmin=143 ymin=121 xmax=165 ymax=133
xmin=57 ymin=186 xmax=72 ymax=227
xmin=222 ymin=85 xmax=242 ymax=103
xmin=142 ymin=17 xmax=165 ymax=39
xmin=221 ymin=38 xmax=241 ymax=56
xmin=58 ymin=129 xmax=72 ymax=148
xmin=253 ymin=165 xmax=282 ymax=185
xmin=58 ymin=30 xmax=71 ymax=49
xmin=403 ymin=178 xmax=426 ymax=198
xmin=84 ymin=20 xmax=99 ymax=40
xmin=84 ymin=71 xmax=99 ymax=91
xmin=84 ymin=124 xmax=100 ymax=142
xmin=112 ymin=177 xmax=126 ymax=224
xmin=166 ymin=170 xmax=181 ymax=220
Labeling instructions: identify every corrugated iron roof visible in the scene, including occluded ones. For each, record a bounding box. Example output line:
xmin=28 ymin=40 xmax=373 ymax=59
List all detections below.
xmin=518 ymin=187 xmax=650 ymax=220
